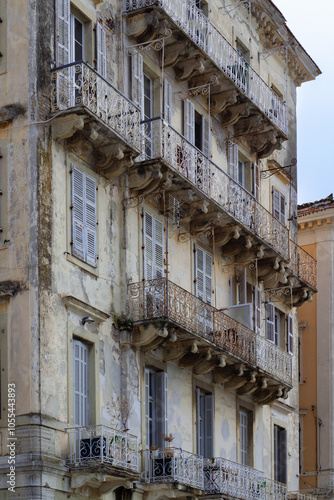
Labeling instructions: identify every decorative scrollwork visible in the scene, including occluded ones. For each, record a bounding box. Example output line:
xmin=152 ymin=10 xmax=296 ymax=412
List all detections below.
xmin=264 ymin=286 xmax=292 ymax=301
xmin=175 ymin=83 xmax=211 ymax=101
xmin=123 ymin=195 xmax=145 ymax=208
xmin=261 ymin=158 xmax=297 ymax=179
xmin=127 ymin=37 xmax=169 ymax=56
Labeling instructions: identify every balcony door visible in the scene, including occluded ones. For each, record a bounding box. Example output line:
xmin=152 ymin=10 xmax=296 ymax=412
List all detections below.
xmin=195 ymin=246 xmax=213 ymax=335
xmin=143 ymin=212 xmax=164 ymax=317
xmin=197 ymin=388 xmax=214 ymax=458
xmin=145 ymin=368 xmax=168 ymax=449
xmin=73 ymin=339 xmax=89 ymax=427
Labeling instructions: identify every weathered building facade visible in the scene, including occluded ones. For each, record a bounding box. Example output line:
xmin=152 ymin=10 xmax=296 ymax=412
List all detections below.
xmin=0 ymin=0 xmax=320 ymax=498
xmin=298 ymin=195 xmax=334 ymax=498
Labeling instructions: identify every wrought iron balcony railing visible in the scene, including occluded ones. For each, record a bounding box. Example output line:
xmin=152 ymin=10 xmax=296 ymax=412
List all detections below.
xmin=128 ymin=278 xmax=292 ymax=386
xmin=287 ymin=493 xmax=317 ymax=500
xmin=141 ymin=118 xmax=289 ymax=261
xmin=67 ymin=425 xmax=139 ymax=472
xmin=264 ymin=479 xmax=287 ymax=500
xmin=288 ymin=240 xmax=317 ymax=290
xmin=204 ymin=457 xmax=266 ymax=499
xmin=51 ymin=61 xmax=142 ymax=151
xmin=143 ymin=448 xmax=204 ymax=490
xmin=126 ymin=0 xmax=287 ymax=135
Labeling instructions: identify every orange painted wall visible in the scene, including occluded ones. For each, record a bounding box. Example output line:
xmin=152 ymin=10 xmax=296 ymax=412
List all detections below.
xmin=298 ymin=242 xmax=317 ymax=490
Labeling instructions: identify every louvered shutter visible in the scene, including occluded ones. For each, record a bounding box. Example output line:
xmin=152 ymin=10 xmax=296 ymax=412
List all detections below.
xmin=288 ymin=314 xmax=293 ymax=354
xmin=202 ymin=116 xmax=210 ymax=157
xmin=253 ymin=162 xmax=260 ymax=200
xmin=197 ymin=388 xmax=204 ymax=456
xmin=237 ymin=267 xmax=247 ymax=305
xmin=240 ymin=409 xmax=248 ymax=465
xmin=205 ymin=252 xmax=213 ymax=305
xmin=156 ymin=371 xmax=168 ymax=448
xmin=57 ymin=0 xmax=70 ymax=66
xmin=265 ymin=302 xmax=275 ymax=342
xmin=204 ymin=393 xmax=214 ymax=458
xmin=96 ymin=22 xmax=107 ymax=78
xmin=72 ymin=166 xmax=85 ymax=260
xmin=195 ymin=247 xmax=205 ymax=301
xmin=184 ymin=99 xmax=195 ymax=145
xmin=145 ymin=368 xmax=150 ymax=447
xmin=73 ymin=339 xmax=89 ymax=426
xmin=227 ymin=142 xmax=239 ymax=181
xmin=144 ymin=212 xmax=153 ymax=280
xmin=254 ymin=285 xmax=261 ymax=334
xmin=132 ymin=52 xmax=144 ymax=112
xmin=154 ymin=218 xmax=164 ymax=279
xmin=85 ymin=174 xmax=97 ymax=267
xmin=164 ymin=79 xmax=172 ymax=125
xmin=280 ymin=193 xmax=286 ymax=224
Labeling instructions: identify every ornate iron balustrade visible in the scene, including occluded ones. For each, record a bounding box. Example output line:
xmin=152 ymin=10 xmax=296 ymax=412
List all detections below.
xmin=126 ymin=0 xmax=287 ymax=134
xmin=264 ymin=479 xmax=287 ymax=500
xmin=204 ymin=457 xmax=266 ymax=499
xmin=51 ymin=62 xmax=142 ymax=151
xmin=289 ymin=240 xmax=317 ymax=289
xmin=287 ymin=493 xmax=317 ymax=500
xmin=128 ymin=278 xmax=292 ymax=385
xmin=141 ymin=118 xmax=289 ymax=260
xmin=256 ymin=334 xmax=292 ymax=385
xmin=67 ymin=425 xmax=139 ymax=472
xmin=143 ymin=448 xmax=204 ymax=490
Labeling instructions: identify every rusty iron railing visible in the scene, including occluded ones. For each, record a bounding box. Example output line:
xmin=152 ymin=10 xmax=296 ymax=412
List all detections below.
xmin=140 ymin=117 xmax=289 ymax=261
xmin=288 ymin=240 xmax=317 ymax=289
xmin=128 ymin=278 xmax=292 ymax=385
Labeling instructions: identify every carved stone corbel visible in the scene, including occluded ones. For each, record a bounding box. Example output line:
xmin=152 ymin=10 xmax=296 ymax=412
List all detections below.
xmin=212 ymin=363 xmax=245 ymax=384
xmin=175 ymin=56 xmax=206 ymax=82
xmin=249 ymin=130 xmax=278 ymax=154
xmin=126 ymin=12 xmax=159 ymax=38
xmin=190 ymin=211 xmax=224 ymax=232
xmin=210 ymin=90 xmax=238 ymax=115
xmin=164 ymin=41 xmax=193 ymax=68
xmin=95 ymin=144 xmax=135 ymax=178
xmin=129 ymin=165 xmax=162 ymax=191
xmin=234 ymin=114 xmax=266 ymax=137
xmin=258 ymin=135 xmax=285 ymax=159
xmin=215 ymin=225 xmax=241 ymax=247
xmin=132 ymin=323 xmax=168 ymax=347
xmin=221 ymin=102 xmax=252 ymax=126
xmin=164 ymin=340 xmax=198 ymax=362
xmin=52 ymin=113 xmax=85 ymax=140
xmin=180 ymin=199 xmax=210 ymax=223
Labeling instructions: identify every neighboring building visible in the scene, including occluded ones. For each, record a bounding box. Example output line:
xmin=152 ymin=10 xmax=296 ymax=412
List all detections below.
xmin=298 ymin=194 xmax=334 ymax=498
xmin=0 ymin=0 xmax=320 ymax=499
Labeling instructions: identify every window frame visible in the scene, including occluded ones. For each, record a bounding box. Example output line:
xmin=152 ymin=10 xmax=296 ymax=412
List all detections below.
xmin=145 ymin=367 xmax=168 ymax=449
xmin=274 ymin=423 xmax=287 ymax=484
xmin=196 ymin=386 xmax=214 ymax=458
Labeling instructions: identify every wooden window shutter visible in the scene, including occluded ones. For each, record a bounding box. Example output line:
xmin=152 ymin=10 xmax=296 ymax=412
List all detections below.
xmin=204 ymin=393 xmax=214 ymax=458
xmin=236 ymin=267 xmax=247 ymax=305
xmin=85 ymin=174 xmax=97 ymax=267
xmin=240 ymin=409 xmax=248 ymax=465
xmin=254 ymin=285 xmax=261 ymax=334
xmin=144 ymin=212 xmax=153 ymax=280
xmin=132 ymin=52 xmax=144 ymax=112
xmin=288 ymin=314 xmax=293 ymax=354
xmin=273 ymin=188 xmax=285 ymax=224
xmin=202 ymin=116 xmax=210 ymax=158
xmin=253 ymin=162 xmax=260 ymax=200
xmin=96 ymin=21 xmax=107 ymax=78
xmin=265 ymin=302 xmax=275 ymax=342
xmin=195 ymin=247 xmax=205 ymax=301
xmin=196 ymin=388 xmax=204 ymax=456
xmin=72 ymin=166 xmax=85 ymax=261
xmin=155 ymin=371 xmax=168 ymax=448
xmin=154 ymin=218 xmax=164 ymax=279
xmin=227 ymin=142 xmax=239 ymax=181
xmin=204 ymin=252 xmax=213 ymax=305
xmin=73 ymin=339 xmax=89 ymax=426
xmin=164 ymin=78 xmax=172 ymax=125
xmin=145 ymin=368 xmax=150 ymax=447
xmin=57 ymin=0 xmax=70 ymax=66
xmin=184 ymin=99 xmax=195 ymax=145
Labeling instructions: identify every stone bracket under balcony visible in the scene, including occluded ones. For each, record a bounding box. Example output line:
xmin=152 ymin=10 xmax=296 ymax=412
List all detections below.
xmin=70 ymin=473 xmax=133 ymax=496
xmin=52 ymin=112 xmax=137 ymax=178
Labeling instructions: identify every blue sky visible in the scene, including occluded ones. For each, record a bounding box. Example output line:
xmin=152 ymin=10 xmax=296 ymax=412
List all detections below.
xmin=273 ymin=0 xmax=334 ymax=204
